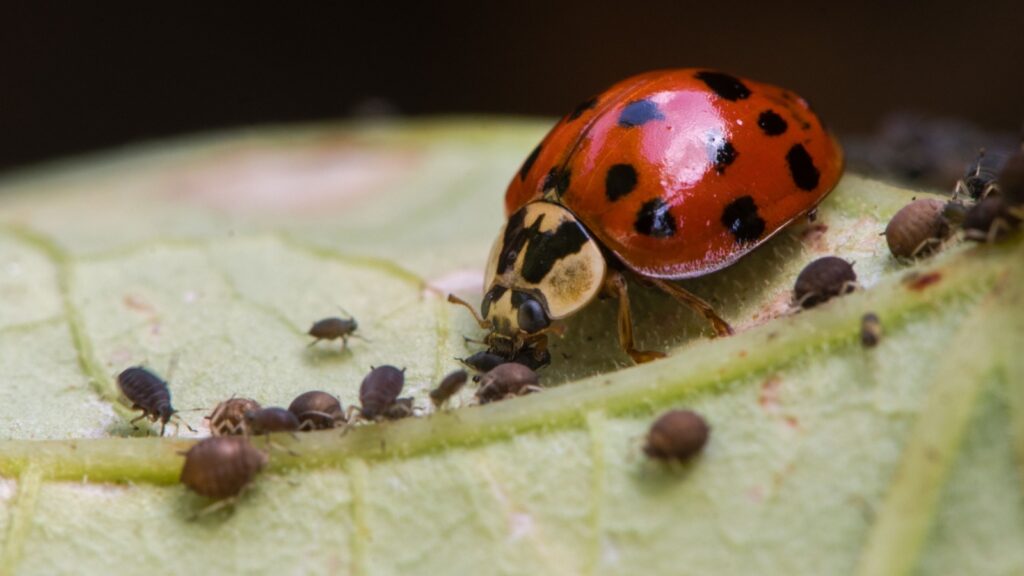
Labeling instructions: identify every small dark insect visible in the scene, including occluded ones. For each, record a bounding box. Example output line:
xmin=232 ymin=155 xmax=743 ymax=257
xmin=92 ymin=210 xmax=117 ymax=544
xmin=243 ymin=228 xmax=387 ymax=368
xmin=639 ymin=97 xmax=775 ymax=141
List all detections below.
xmin=357 ymin=365 xmax=414 ymax=421
xmin=117 ymin=366 xmax=194 ymax=435
xmin=459 ymin=351 xmax=507 ymax=373
xmin=643 ymin=409 xmax=710 ymax=462
xmin=429 ymin=369 xmax=469 ymax=409
xmin=476 ymin=363 xmax=542 ymax=404
xmin=954 ymin=149 xmax=1002 ymax=201
xmin=860 ymin=312 xmax=882 ymax=348
xmin=244 ymin=407 xmax=300 ymax=435
xmin=288 ymin=390 xmax=345 ymax=430
xmin=884 ymin=199 xmax=954 ymax=259
xmin=207 ymin=397 xmax=261 ymax=436
xmin=307 ymin=314 xmax=360 ymax=351
xmin=793 ymin=256 xmax=857 ymax=309
xmin=962 ymin=196 xmax=1022 ymax=243
xmin=180 ymin=436 xmax=268 ymax=500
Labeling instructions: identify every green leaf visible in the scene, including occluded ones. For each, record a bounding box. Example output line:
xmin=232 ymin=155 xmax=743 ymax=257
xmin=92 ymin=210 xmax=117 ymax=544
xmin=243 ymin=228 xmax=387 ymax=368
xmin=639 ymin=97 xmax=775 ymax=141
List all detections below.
xmin=0 ymin=119 xmax=1021 ymax=575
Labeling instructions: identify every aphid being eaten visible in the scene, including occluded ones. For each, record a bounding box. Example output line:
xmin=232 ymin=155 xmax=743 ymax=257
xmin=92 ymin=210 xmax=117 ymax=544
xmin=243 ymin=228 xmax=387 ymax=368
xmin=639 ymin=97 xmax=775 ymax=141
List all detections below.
xmin=307 ymin=313 xmax=360 ymax=351
xmin=288 ymin=390 xmax=346 ymax=430
xmin=354 ymin=365 xmax=414 ymax=421
xmin=475 ymin=363 xmax=542 ymax=404
xmin=643 ymin=409 xmax=710 ymax=462
xmin=458 ymin=351 xmax=507 ymax=373
xmin=860 ymin=312 xmax=882 ymax=348
xmin=429 ymin=369 xmax=469 ymax=409
xmin=207 ymin=397 xmax=261 ymax=436
xmin=458 ymin=346 xmax=552 ymax=374
xmin=180 ymin=436 xmax=268 ymax=502
xmin=884 ymin=199 xmax=955 ymax=259
xmin=244 ymin=407 xmax=300 ymax=435
xmin=116 ymin=366 xmax=194 ymax=436
xmin=962 ymin=196 xmax=1022 ymax=243
xmin=450 ymin=69 xmax=844 ymax=365
xmin=793 ymin=256 xmax=857 ymax=309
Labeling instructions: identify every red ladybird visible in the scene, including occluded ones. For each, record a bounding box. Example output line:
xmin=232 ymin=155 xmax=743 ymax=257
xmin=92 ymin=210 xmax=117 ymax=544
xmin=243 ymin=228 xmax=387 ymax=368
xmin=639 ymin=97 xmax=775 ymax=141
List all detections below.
xmin=450 ymin=69 xmax=844 ymax=364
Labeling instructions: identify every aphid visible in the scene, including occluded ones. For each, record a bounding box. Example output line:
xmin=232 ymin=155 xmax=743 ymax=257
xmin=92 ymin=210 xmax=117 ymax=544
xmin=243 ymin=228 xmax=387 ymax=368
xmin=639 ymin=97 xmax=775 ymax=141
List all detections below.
xmin=793 ymin=256 xmax=857 ymax=309
xmin=244 ymin=407 xmax=300 ymax=435
xmin=884 ymin=199 xmax=954 ymax=259
xmin=475 ymin=363 xmax=542 ymax=404
xmin=643 ymin=409 xmax=710 ymax=462
xmin=180 ymin=436 xmax=268 ymax=500
xmin=116 ymin=366 xmax=194 ymax=435
xmin=429 ymin=369 xmax=469 ymax=409
xmin=962 ymin=196 xmax=1022 ymax=243
xmin=451 ymin=69 xmax=843 ymax=365
xmin=307 ymin=314 xmax=360 ymax=350
xmin=860 ymin=312 xmax=882 ymax=348
xmin=357 ymin=365 xmax=414 ymax=421
xmin=206 ymin=397 xmax=261 ymax=436
xmin=953 ymin=149 xmax=1001 ymax=200
xmin=288 ymin=390 xmax=345 ymax=430
xmin=459 ymin=351 xmax=507 ymax=373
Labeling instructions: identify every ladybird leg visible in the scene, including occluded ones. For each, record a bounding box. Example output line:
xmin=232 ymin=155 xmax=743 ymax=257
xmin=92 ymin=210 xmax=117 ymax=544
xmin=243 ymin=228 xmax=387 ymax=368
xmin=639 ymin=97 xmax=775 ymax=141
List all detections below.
xmin=605 ymin=271 xmax=666 ymax=364
xmin=645 ymin=278 xmax=734 ymax=337
xmin=447 ymin=294 xmax=493 ymax=329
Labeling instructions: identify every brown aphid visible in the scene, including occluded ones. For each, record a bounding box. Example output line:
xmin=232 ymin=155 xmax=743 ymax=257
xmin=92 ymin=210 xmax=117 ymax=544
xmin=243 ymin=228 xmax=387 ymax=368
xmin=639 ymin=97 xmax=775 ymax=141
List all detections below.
xmin=476 ymin=363 xmax=541 ymax=404
xmin=793 ymin=256 xmax=857 ymax=309
xmin=180 ymin=436 xmax=268 ymax=500
xmin=963 ymin=195 xmax=1023 ymax=243
xmin=207 ymin=397 xmax=261 ymax=436
xmin=429 ymin=369 xmax=469 ymax=409
xmin=885 ymin=199 xmax=954 ymax=259
xmin=244 ymin=407 xmax=300 ymax=435
xmin=643 ymin=410 xmax=710 ymax=462
xmin=359 ymin=365 xmax=408 ymax=420
xmin=117 ymin=366 xmax=193 ymax=435
xmin=288 ymin=390 xmax=345 ymax=430
xmin=860 ymin=312 xmax=883 ymax=348
xmin=308 ymin=315 xmax=359 ymax=350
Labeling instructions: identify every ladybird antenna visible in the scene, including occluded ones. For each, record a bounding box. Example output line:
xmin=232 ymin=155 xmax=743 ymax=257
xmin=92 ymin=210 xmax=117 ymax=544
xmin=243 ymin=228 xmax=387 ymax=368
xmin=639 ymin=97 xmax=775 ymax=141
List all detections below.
xmin=447 ymin=294 xmax=492 ymax=329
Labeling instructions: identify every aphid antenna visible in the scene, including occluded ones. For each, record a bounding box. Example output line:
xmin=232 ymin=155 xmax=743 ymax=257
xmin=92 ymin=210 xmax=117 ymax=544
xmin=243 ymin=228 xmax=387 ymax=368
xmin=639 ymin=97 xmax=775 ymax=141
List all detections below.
xmin=336 ymin=305 xmax=354 ymax=318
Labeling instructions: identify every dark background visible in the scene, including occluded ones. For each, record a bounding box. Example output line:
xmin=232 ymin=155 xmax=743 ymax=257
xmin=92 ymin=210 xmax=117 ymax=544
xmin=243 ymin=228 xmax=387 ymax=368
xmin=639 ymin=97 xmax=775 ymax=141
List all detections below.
xmin=2 ymin=2 xmax=1022 ymax=172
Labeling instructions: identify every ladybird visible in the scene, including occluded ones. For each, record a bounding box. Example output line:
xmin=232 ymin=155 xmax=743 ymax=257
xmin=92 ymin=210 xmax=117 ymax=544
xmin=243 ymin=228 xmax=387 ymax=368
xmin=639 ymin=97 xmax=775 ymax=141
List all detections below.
xmin=450 ymin=69 xmax=843 ymax=364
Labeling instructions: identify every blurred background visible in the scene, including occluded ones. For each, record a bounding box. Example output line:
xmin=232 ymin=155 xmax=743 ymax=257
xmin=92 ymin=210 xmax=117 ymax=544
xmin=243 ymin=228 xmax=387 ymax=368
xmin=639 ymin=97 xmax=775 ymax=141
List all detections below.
xmin=2 ymin=2 xmax=1022 ymax=185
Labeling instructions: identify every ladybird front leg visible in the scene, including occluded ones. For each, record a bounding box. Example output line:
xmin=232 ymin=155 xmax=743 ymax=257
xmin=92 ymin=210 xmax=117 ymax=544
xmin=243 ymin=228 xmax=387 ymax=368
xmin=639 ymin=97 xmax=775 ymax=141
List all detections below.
xmin=604 ymin=271 xmax=666 ymax=364
xmin=645 ymin=278 xmax=734 ymax=337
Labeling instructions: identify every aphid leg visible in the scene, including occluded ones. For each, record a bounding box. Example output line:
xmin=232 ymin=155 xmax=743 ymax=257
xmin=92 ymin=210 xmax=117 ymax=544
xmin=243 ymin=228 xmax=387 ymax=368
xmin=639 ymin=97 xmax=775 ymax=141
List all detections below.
xmin=172 ymin=414 xmax=197 ymax=434
xmin=603 ymin=271 xmax=666 ymax=364
xmin=646 ymin=277 xmax=734 ymax=337
xmin=340 ymin=335 xmax=348 ymax=352
xmin=307 ymin=338 xmax=323 ymax=348
xmin=521 ymin=385 xmax=544 ymax=396
xmin=910 ymin=237 xmax=944 ymax=259
xmin=129 ymin=413 xmax=148 ymax=429
xmin=447 ymin=294 xmax=493 ymax=329
xmin=189 ymin=497 xmax=238 ymax=521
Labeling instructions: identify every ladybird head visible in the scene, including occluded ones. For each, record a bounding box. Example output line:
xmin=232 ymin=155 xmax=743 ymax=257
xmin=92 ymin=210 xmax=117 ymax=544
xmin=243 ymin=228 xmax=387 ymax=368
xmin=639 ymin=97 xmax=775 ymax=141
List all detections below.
xmin=471 ymin=201 xmax=607 ymax=360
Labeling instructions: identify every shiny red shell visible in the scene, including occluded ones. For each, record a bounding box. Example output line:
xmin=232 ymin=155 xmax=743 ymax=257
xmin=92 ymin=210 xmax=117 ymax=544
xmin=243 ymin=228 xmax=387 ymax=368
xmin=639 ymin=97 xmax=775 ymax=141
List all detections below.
xmin=505 ymin=69 xmax=844 ymax=279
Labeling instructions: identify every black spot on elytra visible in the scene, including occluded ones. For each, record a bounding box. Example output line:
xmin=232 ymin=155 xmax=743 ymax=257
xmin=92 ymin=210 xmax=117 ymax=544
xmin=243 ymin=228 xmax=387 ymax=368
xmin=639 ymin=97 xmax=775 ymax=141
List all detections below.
xmin=757 ymin=110 xmax=788 ymax=136
xmin=567 ymin=97 xmax=597 ymax=121
xmin=721 ymin=196 xmax=766 ymax=243
xmin=481 ymin=284 xmax=508 ymax=317
xmin=520 ymin=220 xmax=590 ymax=283
xmin=634 ymin=198 xmax=676 ymax=238
xmin=786 ymin=144 xmax=820 ymax=191
xmin=605 ymin=164 xmax=638 ymax=201
xmin=715 ymin=141 xmax=738 ymax=174
xmin=519 ymin=144 xmax=541 ymax=181
xmin=618 ymin=100 xmax=664 ymax=127
xmin=542 ymin=166 xmax=572 ymax=197
xmin=695 ymin=71 xmax=751 ymax=101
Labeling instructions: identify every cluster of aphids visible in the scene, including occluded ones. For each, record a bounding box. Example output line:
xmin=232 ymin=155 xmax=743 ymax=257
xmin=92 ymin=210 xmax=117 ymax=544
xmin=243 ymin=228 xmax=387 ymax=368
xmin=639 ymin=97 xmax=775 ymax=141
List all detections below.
xmin=115 ymin=314 xmax=546 ymax=510
xmin=884 ymin=146 xmax=1024 ymax=260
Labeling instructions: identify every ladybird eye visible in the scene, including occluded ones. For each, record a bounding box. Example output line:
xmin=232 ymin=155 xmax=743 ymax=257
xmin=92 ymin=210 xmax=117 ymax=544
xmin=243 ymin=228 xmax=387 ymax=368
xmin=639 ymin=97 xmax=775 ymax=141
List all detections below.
xmin=517 ymin=298 xmax=549 ymax=333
